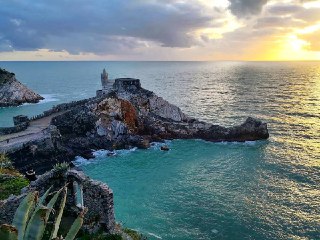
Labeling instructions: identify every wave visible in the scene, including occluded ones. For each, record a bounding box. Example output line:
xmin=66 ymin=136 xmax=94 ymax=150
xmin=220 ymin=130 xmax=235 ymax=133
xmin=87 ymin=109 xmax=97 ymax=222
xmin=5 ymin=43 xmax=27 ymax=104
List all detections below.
xmin=73 ymin=147 xmax=138 ymax=167
xmin=147 ymin=232 xmax=162 ymax=239
xmin=150 ymin=140 xmax=172 ymax=150
xmin=38 ymin=94 xmax=59 ymax=104
xmin=21 ymin=94 xmax=59 ymax=106
xmin=73 ymin=156 xmax=91 ymax=167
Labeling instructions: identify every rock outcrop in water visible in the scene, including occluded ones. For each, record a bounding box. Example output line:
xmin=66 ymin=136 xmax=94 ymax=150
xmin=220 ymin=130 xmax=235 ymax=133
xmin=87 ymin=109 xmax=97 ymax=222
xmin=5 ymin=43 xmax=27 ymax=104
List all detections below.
xmin=0 ymin=68 xmax=44 ymax=107
xmin=6 ymin=78 xmax=269 ymax=173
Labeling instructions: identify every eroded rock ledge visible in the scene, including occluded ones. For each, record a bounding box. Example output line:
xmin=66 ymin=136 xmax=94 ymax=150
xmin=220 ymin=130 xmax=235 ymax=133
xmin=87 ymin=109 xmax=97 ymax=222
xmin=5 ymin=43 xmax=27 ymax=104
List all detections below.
xmin=0 ymin=68 xmax=43 ymax=107
xmin=8 ymin=80 xmax=269 ymax=173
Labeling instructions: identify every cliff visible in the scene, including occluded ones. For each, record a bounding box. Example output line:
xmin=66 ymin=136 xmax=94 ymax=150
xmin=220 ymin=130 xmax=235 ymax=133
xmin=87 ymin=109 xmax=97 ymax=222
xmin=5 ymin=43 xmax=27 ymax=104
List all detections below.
xmin=0 ymin=68 xmax=44 ymax=107
xmin=6 ymin=80 xmax=269 ymax=173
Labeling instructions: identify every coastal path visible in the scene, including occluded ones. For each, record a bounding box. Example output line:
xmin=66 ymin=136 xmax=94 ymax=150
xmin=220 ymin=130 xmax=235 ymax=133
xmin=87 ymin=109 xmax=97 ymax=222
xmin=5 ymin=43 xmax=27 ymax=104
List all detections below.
xmin=0 ymin=111 xmax=65 ymax=152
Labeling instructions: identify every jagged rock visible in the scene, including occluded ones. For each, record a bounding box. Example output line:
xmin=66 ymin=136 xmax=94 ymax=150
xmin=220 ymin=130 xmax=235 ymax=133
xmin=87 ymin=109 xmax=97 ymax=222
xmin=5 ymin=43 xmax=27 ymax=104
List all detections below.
xmin=6 ymin=78 xmax=269 ymax=173
xmin=0 ymin=68 xmax=44 ymax=107
xmin=161 ymin=145 xmax=170 ymax=151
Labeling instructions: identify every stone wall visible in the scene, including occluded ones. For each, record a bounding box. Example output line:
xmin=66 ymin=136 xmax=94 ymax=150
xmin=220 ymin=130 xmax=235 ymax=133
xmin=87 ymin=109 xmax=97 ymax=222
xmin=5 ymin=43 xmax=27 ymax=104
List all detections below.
xmin=114 ymin=78 xmax=141 ymax=92
xmin=29 ymin=97 xmax=97 ymax=121
xmin=0 ymin=169 xmax=115 ymax=234
xmin=0 ymin=97 xmax=97 ymax=136
xmin=0 ymin=122 xmax=29 ymax=136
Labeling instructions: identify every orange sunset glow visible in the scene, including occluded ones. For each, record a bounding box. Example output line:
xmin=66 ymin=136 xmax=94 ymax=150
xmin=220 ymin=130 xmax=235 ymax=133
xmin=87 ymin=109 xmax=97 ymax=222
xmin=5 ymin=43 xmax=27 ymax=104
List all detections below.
xmin=0 ymin=0 xmax=319 ymax=61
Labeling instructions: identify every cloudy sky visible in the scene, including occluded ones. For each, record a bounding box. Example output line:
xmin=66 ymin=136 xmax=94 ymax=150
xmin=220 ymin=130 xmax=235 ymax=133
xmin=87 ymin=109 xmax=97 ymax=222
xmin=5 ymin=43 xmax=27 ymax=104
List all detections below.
xmin=0 ymin=0 xmax=319 ymax=60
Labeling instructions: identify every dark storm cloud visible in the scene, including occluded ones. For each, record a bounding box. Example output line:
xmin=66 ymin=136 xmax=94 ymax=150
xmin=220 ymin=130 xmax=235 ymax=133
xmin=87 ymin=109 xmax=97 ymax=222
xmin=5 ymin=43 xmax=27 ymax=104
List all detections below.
xmin=228 ymin=0 xmax=269 ymax=17
xmin=0 ymin=0 xmax=218 ymax=54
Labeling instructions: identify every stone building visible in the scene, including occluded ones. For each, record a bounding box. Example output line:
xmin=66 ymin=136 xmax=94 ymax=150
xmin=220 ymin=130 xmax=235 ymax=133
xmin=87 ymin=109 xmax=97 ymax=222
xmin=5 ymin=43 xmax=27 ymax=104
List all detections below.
xmin=97 ymin=69 xmax=141 ymax=97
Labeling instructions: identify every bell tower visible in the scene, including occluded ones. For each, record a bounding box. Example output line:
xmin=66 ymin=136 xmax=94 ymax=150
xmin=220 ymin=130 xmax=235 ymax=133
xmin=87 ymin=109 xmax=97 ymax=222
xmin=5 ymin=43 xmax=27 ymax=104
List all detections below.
xmin=101 ymin=68 xmax=108 ymax=89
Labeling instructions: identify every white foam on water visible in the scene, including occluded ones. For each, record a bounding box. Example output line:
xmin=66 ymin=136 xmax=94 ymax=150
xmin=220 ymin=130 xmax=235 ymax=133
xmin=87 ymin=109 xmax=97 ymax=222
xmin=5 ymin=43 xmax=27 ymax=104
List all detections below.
xmin=92 ymin=149 xmax=109 ymax=157
xmin=73 ymin=147 xmax=139 ymax=166
xmin=21 ymin=94 xmax=59 ymax=106
xmin=38 ymin=94 xmax=59 ymax=104
xmin=150 ymin=140 xmax=172 ymax=150
xmin=147 ymin=232 xmax=162 ymax=239
xmin=72 ymin=156 xmax=91 ymax=167
xmin=211 ymin=229 xmax=219 ymax=234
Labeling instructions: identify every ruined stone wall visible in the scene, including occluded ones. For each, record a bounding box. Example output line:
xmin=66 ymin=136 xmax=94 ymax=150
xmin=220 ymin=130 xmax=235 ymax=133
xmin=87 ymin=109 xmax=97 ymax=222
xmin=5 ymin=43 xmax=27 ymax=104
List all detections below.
xmin=0 ymin=122 xmax=29 ymax=136
xmin=114 ymin=78 xmax=141 ymax=92
xmin=0 ymin=169 xmax=115 ymax=234
xmin=29 ymin=97 xmax=96 ymax=121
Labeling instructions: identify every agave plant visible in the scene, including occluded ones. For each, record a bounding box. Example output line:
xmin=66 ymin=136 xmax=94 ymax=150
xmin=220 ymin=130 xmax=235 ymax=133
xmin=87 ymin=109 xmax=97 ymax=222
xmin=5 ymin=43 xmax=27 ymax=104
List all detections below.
xmin=53 ymin=162 xmax=70 ymax=178
xmin=0 ymin=185 xmax=86 ymax=240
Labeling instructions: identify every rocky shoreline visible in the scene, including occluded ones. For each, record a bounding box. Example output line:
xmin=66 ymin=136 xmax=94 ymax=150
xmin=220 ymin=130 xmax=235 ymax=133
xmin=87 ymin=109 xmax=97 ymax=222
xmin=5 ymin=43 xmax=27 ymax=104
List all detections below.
xmin=4 ymin=78 xmax=269 ymax=174
xmin=0 ymin=68 xmax=43 ymax=107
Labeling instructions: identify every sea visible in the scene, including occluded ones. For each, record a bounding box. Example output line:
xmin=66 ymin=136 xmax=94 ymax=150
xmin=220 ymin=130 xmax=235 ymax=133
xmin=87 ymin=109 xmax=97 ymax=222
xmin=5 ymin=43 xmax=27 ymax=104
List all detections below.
xmin=0 ymin=61 xmax=319 ymax=240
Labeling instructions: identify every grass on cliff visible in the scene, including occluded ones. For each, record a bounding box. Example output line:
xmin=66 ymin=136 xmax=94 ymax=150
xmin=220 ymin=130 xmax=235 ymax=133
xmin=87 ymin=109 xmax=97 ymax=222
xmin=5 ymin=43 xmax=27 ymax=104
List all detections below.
xmin=0 ymin=153 xmax=29 ymax=200
xmin=0 ymin=176 xmax=29 ymax=200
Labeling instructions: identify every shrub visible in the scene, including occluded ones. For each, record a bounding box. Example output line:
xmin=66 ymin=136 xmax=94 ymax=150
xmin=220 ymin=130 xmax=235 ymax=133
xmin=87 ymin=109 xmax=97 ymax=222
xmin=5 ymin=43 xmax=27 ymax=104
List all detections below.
xmin=0 ymin=176 xmax=29 ymax=200
xmin=0 ymin=153 xmax=13 ymax=170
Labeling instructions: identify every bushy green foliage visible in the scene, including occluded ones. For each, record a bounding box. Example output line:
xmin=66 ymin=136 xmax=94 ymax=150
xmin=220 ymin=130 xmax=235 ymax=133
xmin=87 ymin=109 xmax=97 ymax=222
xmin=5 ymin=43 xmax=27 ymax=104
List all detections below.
xmin=0 ymin=176 xmax=29 ymax=200
xmin=0 ymin=154 xmax=28 ymax=200
xmin=0 ymin=153 xmax=13 ymax=170
xmin=53 ymin=162 xmax=70 ymax=172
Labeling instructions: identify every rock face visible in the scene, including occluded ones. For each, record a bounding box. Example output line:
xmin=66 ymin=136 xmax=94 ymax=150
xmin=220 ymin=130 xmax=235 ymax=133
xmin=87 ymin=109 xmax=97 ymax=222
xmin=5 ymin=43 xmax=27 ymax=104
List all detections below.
xmin=0 ymin=68 xmax=44 ymax=107
xmin=7 ymin=79 xmax=269 ymax=173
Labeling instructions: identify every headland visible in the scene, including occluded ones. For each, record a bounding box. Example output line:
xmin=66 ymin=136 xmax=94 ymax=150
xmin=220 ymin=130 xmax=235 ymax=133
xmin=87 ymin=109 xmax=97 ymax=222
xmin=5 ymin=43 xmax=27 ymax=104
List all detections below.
xmin=0 ymin=69 xmax=269 ymax=174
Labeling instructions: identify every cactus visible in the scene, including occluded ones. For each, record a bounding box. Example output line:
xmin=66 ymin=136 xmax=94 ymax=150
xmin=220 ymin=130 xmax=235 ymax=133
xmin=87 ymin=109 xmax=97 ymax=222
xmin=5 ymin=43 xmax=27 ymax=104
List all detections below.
xmin=0 ymin=185 xmax=85 ymax=240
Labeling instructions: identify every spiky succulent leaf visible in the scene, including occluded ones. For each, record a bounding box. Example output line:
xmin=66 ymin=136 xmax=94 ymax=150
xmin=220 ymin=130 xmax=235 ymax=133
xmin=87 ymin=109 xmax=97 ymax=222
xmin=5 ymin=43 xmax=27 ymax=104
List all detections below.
xmin=12 ymin=192 xmax=38 ymax=240
xmin=50 ymin=187 xmax=67 ymax=239
xmin=0 ymin=224 xmax=18 ymax=240
xmin=64 ymin=213 xmax=84 ymax=240
xmin=24 ymin=207 xmax=51 ymax=240
xmin=38 ymin=186 xmax=53 ymax=206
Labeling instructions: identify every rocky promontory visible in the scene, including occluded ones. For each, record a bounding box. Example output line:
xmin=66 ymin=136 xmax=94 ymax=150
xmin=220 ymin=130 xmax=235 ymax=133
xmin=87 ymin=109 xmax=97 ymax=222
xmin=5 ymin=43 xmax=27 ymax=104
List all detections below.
xmin=0 ymin=68 xmax=44 ymax=107
xmin=6 ymin=77 xmax=269 ymax=173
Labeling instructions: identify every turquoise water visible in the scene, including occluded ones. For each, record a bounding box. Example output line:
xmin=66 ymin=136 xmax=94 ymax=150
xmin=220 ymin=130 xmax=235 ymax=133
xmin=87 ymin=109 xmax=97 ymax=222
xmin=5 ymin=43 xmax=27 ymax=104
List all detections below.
xmin=1 ymin=62 xmax=319 ymax=239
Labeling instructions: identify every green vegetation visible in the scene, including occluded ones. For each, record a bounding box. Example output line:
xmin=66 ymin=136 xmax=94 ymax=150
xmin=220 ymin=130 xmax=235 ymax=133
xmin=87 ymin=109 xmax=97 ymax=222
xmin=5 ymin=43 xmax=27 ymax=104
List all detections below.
xmin=0 ymin=153 xmax=13 ymax=170
xmin=0 ymin=68 xmax=14 ymax=85
xmin=0 ymin=176 xmax=29 ymax=200
xmin=0 ymin=153 xmax=29 ymax=200
xmin=53 ymin=162 xmax=70 ymax=178
xmin=0 ymin=186 xmax=85 ymax=240
xmin=53 ymin=162 xmax=70 ymax=172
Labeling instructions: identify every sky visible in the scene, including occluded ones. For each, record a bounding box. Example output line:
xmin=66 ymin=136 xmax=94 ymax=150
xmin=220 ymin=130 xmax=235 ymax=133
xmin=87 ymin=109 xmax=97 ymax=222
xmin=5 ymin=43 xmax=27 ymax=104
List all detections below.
xmin=0 ymin=0 xmax=320 ymax=61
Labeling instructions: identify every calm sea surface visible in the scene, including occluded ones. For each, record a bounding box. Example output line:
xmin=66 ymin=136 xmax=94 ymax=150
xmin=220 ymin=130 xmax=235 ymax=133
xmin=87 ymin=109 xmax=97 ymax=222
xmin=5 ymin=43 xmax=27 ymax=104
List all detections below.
xmin=0 ymin=61 xmax=319 ymax=239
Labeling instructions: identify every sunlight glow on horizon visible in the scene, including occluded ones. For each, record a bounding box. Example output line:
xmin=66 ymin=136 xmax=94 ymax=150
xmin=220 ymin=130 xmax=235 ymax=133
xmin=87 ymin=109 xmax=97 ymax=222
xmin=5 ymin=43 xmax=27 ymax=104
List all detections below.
xmin=0 ymin=0 xmax=319 ymax=61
